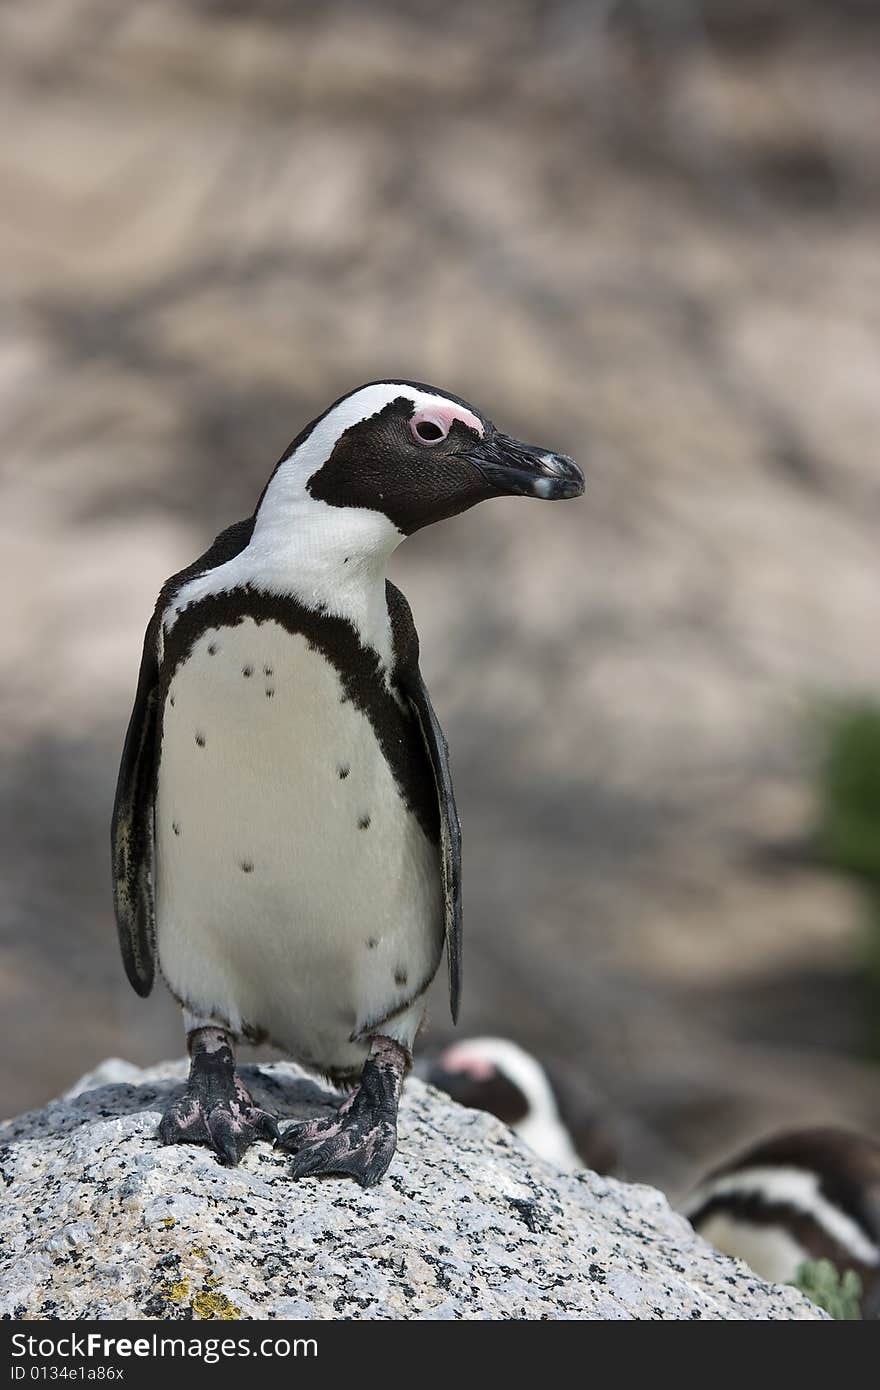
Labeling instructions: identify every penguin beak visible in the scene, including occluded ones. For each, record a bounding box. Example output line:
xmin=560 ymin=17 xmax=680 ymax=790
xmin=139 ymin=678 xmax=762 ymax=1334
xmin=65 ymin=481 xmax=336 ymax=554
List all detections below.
xmin=466 ymin=433 xmax=585 ymax=501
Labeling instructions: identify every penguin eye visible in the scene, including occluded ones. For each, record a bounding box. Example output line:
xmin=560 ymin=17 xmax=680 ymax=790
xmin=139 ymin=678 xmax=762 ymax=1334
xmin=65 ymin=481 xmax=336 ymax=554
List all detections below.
xmin=410 ymin=414 xmax=449 ymax=446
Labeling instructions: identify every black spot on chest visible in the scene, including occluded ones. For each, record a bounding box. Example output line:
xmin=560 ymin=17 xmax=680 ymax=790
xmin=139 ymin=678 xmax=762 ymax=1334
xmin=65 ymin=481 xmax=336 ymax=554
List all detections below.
xmin=160 ymin=587 xmax=440 ymax=843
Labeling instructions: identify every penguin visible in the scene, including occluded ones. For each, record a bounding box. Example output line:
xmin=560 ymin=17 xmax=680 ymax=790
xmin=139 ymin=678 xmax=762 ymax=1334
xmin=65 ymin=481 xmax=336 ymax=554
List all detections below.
xmin=111 ymin=379 xmax=583 ymax=1186
xmin=684 ymin=1127 xmax=880 ymax=1317
xmin=424 ymin=1036 xmax=618 ymax=1175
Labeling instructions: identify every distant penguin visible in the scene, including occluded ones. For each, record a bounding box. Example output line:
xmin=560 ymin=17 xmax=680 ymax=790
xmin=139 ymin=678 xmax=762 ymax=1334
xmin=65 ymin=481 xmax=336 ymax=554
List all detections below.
xmin=425 ymin=1036 xmax=617 ymax=1175
xmin=111 ymin=380 xmax=583 ymax=1186
xmin=685 ymin=1127 xmax=880 ymax=1316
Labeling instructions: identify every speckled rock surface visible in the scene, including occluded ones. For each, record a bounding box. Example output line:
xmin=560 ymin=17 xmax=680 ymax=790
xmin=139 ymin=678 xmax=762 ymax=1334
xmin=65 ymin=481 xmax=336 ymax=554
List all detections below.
xmin=0 ymin=1060 xmax=823 ymax=1320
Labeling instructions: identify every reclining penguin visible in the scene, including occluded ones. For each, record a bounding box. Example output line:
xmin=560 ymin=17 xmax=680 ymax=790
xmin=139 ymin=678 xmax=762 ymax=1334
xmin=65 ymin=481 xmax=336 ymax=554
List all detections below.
xmin=685 ymin=1126 xmax=880 ymax=1317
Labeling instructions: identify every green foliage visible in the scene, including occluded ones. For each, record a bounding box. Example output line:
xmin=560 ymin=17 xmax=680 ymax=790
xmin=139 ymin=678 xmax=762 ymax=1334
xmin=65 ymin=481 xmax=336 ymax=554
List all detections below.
xmin=792 ymin=1258 xmax=863 ymax=1320
xmin=819 ymin=702 xmax=880 ymax=882
xmin=816 ymin=701 xmax=880 ymax=1054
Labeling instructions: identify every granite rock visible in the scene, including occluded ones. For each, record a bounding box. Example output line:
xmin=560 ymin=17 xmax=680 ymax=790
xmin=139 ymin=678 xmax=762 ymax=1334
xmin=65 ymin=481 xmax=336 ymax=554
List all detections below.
xmin=0 ymin=1060 xmax=823 ymax=1320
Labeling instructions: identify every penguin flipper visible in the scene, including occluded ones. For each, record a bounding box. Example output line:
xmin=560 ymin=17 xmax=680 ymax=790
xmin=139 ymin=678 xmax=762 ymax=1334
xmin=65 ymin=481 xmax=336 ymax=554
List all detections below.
xmin=111 ymin=613 xmax=160 ymax=997
xmin=110 ymin=518 xmax=258 ymax=997
xmin=386 ymin=581 xmax=462 ymax=1023
xmin=406 ymin=674 xmax=463 ymax=1022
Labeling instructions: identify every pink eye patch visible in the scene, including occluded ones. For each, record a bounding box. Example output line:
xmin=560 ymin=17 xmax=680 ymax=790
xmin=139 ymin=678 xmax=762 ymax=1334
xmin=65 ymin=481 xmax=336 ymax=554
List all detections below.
xmin=439 ymin=1045 xmax=495 ymax=1079
xmin=409 ymin=402 xmax=484 ymax=445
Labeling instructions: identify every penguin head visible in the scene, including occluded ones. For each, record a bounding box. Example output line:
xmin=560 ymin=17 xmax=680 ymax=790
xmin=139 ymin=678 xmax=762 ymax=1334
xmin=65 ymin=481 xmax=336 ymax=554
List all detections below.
xmin=259 ymin=380 xmax=584 ymax=540
xmin=426 ymin=1037 xmax=533 ymax=1128
xmin=424 ymin=1035 xmax=618 ymax=1174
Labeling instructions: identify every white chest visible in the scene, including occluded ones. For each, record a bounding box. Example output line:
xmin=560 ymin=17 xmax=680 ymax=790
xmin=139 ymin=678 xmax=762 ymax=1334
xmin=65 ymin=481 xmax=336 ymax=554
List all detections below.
xmin=154 ymin=616 xmax=443 ymax=1069
xmin=693 ymin=1213 xmax=811 ymax=1285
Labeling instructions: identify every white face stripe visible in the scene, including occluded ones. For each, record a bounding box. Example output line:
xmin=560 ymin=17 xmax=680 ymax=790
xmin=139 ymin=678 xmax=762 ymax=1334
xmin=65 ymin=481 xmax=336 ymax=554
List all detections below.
xmin=440 ymin=1036 xmax=582 ymax=1172
xmin=685 ymin=1164 xmax=880 ymax=1267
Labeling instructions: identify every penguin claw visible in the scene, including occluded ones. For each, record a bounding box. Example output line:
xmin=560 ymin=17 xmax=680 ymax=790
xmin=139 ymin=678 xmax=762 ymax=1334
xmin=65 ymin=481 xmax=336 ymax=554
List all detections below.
xmin=158 ymin=1071 xmax=279 ymax=1165
xmin=208 ymin=1105 xmax=279 ymax=1166
xmin=159 ymin=1098 xmax=279 ymax=1164
xmin=275 ymin=1112 xmax=343 ymax=1155
xmin=285 ymin=1117 xmax=398 ymax=1187
xmin=278 ymin=1039 xmax=406 ymax=1186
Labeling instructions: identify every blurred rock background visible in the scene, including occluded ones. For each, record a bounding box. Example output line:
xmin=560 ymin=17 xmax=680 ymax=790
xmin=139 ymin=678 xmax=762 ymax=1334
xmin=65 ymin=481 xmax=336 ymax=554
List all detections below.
xmin=1 ymin=0 xmax=879 ymax=1196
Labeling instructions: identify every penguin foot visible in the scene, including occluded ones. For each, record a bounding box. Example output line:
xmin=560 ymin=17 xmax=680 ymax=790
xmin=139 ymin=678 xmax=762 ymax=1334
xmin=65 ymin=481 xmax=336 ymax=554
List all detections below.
xmin=277 ymin=1036 xmax=409 ymax=1187
xmin=158 ymin=1026 xmax=279 ymax=1166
